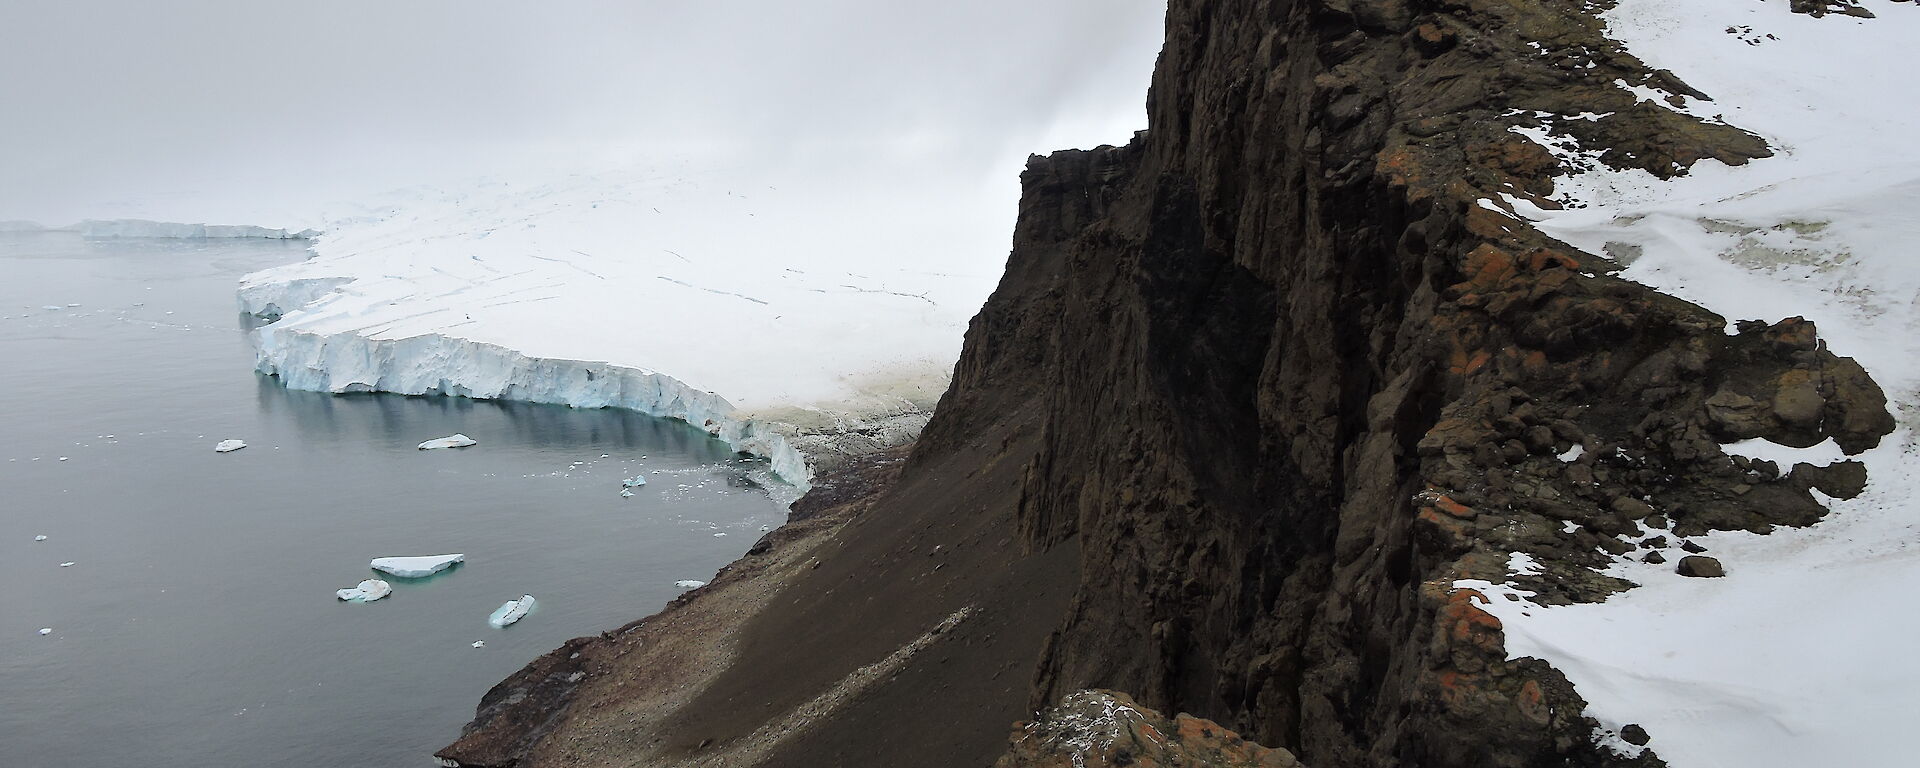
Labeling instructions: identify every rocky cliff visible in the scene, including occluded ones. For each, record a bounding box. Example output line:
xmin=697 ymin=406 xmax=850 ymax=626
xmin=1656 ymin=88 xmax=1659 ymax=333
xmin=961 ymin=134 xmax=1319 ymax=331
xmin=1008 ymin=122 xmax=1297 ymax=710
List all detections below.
xmin=438 ymin=1 xmax=1893 ymax=767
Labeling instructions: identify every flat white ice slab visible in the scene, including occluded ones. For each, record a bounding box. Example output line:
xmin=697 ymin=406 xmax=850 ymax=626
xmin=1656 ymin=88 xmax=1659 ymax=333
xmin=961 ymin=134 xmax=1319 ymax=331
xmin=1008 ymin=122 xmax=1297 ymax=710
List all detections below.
xmin=335 ymin=578 xmax=393 ymax=602
xmin=417 ymin=434 xmax=477 ymax=450
xmin=622 ymin=475 xmax=647 ymax=488
xmin=214 ymin=439 xmax=246 ymax=453
xmin=488 ymin=595 xmax=536 ymax=628
xmin=369 ymin=553 xmax=464 ymax=578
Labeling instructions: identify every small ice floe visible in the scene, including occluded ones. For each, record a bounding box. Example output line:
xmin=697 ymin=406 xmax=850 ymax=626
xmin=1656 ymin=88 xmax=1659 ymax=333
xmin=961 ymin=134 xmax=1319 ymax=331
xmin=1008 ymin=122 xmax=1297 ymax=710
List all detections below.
xmin=335 ymin=578 xmax=393 ymax=602
xmin=488 ymin=595 xmax=536 ymax=628
xmin=713 ymin=533 xmax=726 ymax=537
xmin=38 ymin=628 xmax=52 ymax=635
xmin=417 ymin=434 xmax=477 ymax=450
xmin=57 ymin=456 xmax=69 ymax=462
xmin=619 ymin=489 xmax=634 ymax=498
xmin=674 ymin=580 xmax=706 ymax=589
xmin=34 ymin=535 xmax=47 ymax=542
xmin=59 ymin=562 xmax=74 ymax=568
xmin=370 ymin=553 xmax=465 ymax=578
xmin=622 ymin=475 xmax=647 ymax=488
xmin=41 ymin=305 xmax=62 ymax=311
xmin=471 ymin=640 xmax=485 ymax=648
xmin=214 ymin=439 xmax=246 ymax=453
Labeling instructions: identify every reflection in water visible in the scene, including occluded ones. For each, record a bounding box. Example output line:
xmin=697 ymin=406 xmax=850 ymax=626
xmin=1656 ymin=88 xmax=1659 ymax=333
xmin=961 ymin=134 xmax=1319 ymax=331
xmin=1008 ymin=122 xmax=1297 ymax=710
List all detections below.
xmin=250 ymin=375 xmax=743 ymax=462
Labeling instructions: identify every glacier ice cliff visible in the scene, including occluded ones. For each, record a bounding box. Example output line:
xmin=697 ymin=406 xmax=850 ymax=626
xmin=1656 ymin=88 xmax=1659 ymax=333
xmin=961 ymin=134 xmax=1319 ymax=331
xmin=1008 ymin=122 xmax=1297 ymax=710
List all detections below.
xmin=244 ymin=310 xmax=813 ymax=489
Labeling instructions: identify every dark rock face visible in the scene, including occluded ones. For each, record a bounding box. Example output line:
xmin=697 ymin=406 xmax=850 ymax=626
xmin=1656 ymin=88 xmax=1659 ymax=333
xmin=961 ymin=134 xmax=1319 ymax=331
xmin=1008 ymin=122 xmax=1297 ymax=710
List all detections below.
xmin=442 ymin=2 xmax=1893 ymax=767
xmin=927 ymin=1 xmax=1892 ymax=767
xmin=996 ymin=689 xmax=1302 ymax=768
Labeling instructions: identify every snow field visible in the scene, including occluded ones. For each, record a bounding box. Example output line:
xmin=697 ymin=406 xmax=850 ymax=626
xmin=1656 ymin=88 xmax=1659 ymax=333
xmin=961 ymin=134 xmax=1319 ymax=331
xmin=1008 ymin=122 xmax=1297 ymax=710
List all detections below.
xmin=1470 ymin=2 xmax=1920 ymax=766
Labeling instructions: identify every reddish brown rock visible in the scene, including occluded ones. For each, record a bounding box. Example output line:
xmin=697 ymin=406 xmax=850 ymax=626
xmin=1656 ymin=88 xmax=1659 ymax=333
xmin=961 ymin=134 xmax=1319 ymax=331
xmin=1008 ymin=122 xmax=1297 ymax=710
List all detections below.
xmin=996 ymin=690 xmax=1301 ymax=768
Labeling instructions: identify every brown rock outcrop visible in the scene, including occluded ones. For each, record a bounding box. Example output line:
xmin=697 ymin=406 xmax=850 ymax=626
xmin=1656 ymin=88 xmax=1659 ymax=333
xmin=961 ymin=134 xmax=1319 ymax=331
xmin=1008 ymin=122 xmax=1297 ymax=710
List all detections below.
xmin=996 ymin=690 xmax=1301 ymax=768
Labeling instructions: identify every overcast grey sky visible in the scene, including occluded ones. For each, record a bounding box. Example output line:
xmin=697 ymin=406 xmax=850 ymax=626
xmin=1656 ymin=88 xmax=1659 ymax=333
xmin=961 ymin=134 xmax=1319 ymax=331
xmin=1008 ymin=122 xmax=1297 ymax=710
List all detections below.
xmin=0 ymin=1 xmax=1166 ymax=224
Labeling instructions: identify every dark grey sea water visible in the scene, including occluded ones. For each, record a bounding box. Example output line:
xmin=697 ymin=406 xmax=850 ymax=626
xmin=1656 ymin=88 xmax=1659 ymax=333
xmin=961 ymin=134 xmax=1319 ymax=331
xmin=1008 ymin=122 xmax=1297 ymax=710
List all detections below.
xmin=0 ymin=232 xmax=784 ymax=767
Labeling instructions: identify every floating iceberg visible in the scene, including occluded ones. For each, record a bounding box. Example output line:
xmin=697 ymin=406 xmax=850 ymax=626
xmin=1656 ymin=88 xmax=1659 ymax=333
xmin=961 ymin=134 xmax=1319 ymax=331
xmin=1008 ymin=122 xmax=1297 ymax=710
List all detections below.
xmin=335 ymin=578 xmax=393 ymax=602
xmin=370 ymin=553 xmax=465 ymax=578
xmin=619 ymin=489 xmax=634 ymax=498
xmin=34 ymin=535 xmax=47 ymax=542
xmin=417 ymin=434 xmax=477 ymax=450
xmin=59 ymin=562 xmax=74 ymax=568
xmin=674 ymin=580 xmax=706 ymax=589
xmin=37 ymin=628 xmax=51 ymax=636
xmin=488 ymin=595 xmax=536 ymax=628
xmin=471 ymin=641 xmax=485 ymax=648
xmin=214 ymin=439 xmax=246 ymax=453
xmin=622 ymin=475 xmax=648 ymax=488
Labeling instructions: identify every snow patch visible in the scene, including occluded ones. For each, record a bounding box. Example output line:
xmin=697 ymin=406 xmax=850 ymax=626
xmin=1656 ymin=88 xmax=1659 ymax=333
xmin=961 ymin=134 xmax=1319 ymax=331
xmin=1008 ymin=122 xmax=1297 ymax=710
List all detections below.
xmin=1720 ymin=437 xmax=1848 ymax=470
xmin=1507 ymin=552 xmax=1544 ymax=577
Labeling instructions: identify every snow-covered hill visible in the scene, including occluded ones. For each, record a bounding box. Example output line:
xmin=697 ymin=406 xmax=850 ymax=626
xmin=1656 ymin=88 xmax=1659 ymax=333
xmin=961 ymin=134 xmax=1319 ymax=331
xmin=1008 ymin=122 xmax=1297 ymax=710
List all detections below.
xmin=1468 ymin=1 xmax=1920 ymax=765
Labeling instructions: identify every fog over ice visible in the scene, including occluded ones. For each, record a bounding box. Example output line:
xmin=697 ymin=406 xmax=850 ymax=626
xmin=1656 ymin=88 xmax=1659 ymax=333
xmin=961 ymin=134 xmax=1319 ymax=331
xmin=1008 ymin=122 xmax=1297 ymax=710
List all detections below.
xmin=0 ymin=1 xmax=1166 ymax=226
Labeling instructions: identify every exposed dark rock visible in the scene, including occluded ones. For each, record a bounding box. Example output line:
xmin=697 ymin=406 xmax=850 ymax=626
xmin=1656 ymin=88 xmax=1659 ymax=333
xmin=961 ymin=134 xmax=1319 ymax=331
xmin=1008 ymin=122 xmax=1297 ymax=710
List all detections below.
xmin=441 ymin=2 xmax=1892 ymax=767
xmin=1676 ymin=555 xmax=1726 ymax=578
xmin=1794 ymin=460 xmax=1869 ymax=500
xmin=1621 ymin=724 xmax=1651 ymax=746
xmin=995 ymin=689 xmax=1302 ymax=768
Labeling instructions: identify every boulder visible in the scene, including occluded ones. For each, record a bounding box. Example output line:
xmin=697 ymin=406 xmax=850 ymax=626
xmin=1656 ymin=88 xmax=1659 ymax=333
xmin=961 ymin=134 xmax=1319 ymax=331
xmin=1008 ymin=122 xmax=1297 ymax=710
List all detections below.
xmin=1676 ymin=555 xmax=1725 ymax=578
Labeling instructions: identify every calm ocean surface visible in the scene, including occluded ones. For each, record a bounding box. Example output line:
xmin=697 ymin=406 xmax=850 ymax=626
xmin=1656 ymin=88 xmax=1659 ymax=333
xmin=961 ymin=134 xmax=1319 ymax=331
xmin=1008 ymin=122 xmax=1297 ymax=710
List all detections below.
xmin=0 ymin=232 xmax=784 ymax=766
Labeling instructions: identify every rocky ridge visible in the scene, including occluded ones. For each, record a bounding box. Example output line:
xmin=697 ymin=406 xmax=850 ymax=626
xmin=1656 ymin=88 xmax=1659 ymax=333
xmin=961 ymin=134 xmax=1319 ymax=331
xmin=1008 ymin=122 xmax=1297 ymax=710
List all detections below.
xmin=996 ymin=689 xmax=1301 ymax=768
xmin=438 ymin=1 xmax=1894 ymax=767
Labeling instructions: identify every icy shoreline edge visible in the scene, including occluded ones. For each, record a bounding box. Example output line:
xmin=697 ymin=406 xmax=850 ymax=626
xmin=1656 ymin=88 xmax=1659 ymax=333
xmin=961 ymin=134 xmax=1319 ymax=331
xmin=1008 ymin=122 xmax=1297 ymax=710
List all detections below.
xmin=239 ymin=289 xmax=814 ymax=492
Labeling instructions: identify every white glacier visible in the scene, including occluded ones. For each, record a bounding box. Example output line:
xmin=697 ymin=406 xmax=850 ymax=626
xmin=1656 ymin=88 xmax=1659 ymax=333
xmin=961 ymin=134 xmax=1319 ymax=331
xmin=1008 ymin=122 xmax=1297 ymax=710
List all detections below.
xmin=487 ymin=595 xmax=536 ymax=628
xmin=335 ymin=579 xmax=392 ymax=603
xmin=238 ymin=164 xmax=1001 ymax=491
xmin=369 ymin=554 xmax=464 ymax=579
xmin=69 ymin=219 xmax=319 ymax=240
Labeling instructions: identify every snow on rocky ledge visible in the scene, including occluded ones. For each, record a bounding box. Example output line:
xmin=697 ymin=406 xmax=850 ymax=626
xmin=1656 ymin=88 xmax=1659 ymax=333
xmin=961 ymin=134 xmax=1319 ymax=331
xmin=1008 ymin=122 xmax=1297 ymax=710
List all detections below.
xmin=1481 ymin=2 xmax=1920 ymax=766
xmin=238 ymin=167 xmax=1006 ymax=491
